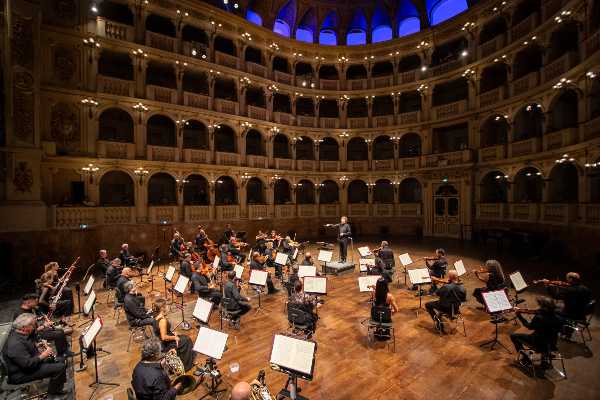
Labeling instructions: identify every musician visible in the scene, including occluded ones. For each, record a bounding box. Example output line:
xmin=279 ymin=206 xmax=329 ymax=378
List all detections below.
xmin=425 ymin=270 xmax=466 ymax=332
xmin=289 ymin=280 xmax=319 ymax=332
xmin=37 ymin=263 xmax=73 ymax=318
xmin=219 ymin=244 xmax=235 ymax=272
xmin=369 ymin=257 xmax=393 ymax=283
xmin=195 ymin=226 xmax=208 ymax=252
xmin=300 ymin=252 xmax=314 ymax=266
xmin=170 ymin=232 xmax=184 ymax=259
xmin=231 ymin=381 xmax=252 ymax=400
xmin=224 ymin=271 xmax=252 ymax=318
xmin=370 ymin=278 xmax=398 ymax=340
xmin=424 ymin=248 xmax=448 ymax=294
xmin=539 ymin=272 xmax=593 ymax=322
xmin=196 ymin=265 xmax=222 ymax=305
xmin=223 ymin=223 xmax=235 ymax=242
xmin=179 ymin=253 xmax=197 ymax=291
xmin=473 ymin=259 xmax=506 ymax=306
xmin=152 ymin=298 xmax=195 ymax=371
xmin=105 ymin=258 xmax=122 ymax=289
xmin=250 ymin=252 xmax=278 ymax=294
xmin=336 ymin=216 xmax=351 ymax=263
xmin=282 ymin=236 xmax=295 ymax=256
xmin=255 ymin=230 xmax=268 ymax=253
xmin=376 ymin=241 xmax=395 ymax=270
xmin=2 ymin=314 xmax=67 ymax=397
xmin=286 ymin=265 xmax=301 ymax=296
xmin=123 ymin=281 xmax=154 ymax=328
xmin=12 ymin=294 xmax=73 ymax=357
xmin=132 ymin=338 xmax=180 ymax=400
xmin=510 ymin=297 xmax=564 ymax=367
xmin=269 ymin=230 xmax=281 ymax=249
xmin=120 ymin=243 xmax=138 ymax=267
xmin=228 ymin=236 xmax=246 ymax=263
xmin=116 ymin=267 xmax=136 ymax=303
xmin=96 ymin=249 xmax=110 ymax=277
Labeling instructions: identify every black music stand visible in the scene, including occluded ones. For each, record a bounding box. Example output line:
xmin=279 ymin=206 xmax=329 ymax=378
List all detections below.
xmin=249 ymin=270 xmax=269 ymax=316
xmin=172 ymin=276 xmax=192 ymax=331
xmin=407 ymin=268 xmax=431 ymax=317
xmin=163 ymin=265 xmax=176 ymax=304
xmin=193 ymin=327 xmax=229 ymax=400
xmin=480 ymin=290 xmax=512 ymax=353
xmin=271 ymin=334 xmax=316 ymax=400
xmin=84 ymin=317 xmax=119 ymax=400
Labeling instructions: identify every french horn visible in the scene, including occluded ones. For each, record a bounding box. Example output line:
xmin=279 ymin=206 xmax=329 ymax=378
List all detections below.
xmin=163 ymin=350 xmax=197 ymax=395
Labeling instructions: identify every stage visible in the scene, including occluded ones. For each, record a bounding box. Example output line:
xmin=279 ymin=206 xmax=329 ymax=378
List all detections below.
xmin=39 ymin=238 xmax=600 ymax=399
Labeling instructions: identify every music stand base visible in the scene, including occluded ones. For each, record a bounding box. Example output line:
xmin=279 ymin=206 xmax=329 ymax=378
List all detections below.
xmin=88 ymin=381 xmax=119 ymax=400
xmin=277 ymin=389 xmax=309 ymax=400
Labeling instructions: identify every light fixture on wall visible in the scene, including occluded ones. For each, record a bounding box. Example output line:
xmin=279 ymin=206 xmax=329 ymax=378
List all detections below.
xmin=240 ymin=173 xmax=251 ymax=186
xmin=240 ymin=121 xmax=253 ymax=134
xmin=79 ymin=163 xmax=100 ymax=184
xmin=176 ymin=177 xmax=189 ymax=193
xmin=241 ymin=32 xmax=252 ymax=41
xmin=270 ymin=175 xmax=282 ymax=187
xmin=554 ymin=10 xmax=572 ymax=24
xmin=552 ymin=77 xmax=574 ymax=90
xmin=134 ymin=167 xmax=149 ymax=185
xmin=82 ymin=36 xmax=100 ymax=63
xmin=90 ymin=3 xmax=98 ymax=13
xmin=133 ymin=102 xmax=149 ymax=123
xmin=268 ymin=42 xmax=280 ymax=51
xmin=555 ymin=153 xmax=575 ymax=164
xmin=131 ymin=48 xmax=148 ymax=71
xmin=316 ymin=183 xmax=325 ymax=193
xmin=175 ymin=119 xmax=189 ymax=136
xmin=80 ymin=97 xmax=99 ymax=119
xmin=339 ymin=176 xmax=349 ymax=188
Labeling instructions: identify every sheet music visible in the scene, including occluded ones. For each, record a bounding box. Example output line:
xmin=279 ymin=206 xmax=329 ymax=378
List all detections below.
xmin=212 ymin=255 xmax=220 ymax=270
xmin=234 ymin=264 xmax=244 ymax=279
xmin=482 ymin=290 xmax=513 ymax=313
xmin=174 ymin=275 xmax=189 ymax=294
xmin=358 ymin=275 xmax=381 ymax=292
xmin=303 ymin=276 xmax=327 ymax=294
xmin=193 ymin=327 xmax=228 ymax=360
xmin=83 ymin=276 xmax=95 ymax=296
xmin=298 ymin=265 xmax=317 ymax=278
xmin=82 ymin=317 xmax=103 ymax=349
xmin=165 ymin=265 xmax=176 ymax=282
xmin=275 ymin=252 xmax=289 ymax=265
xmin=147 ymin=260 xmax=154 ymax=275
xmin=249 ymin=269 xmax=268 ymax=286
xmin=83 ymin=290 xmax=96 ymax=315
xmin=408 ymin=268 xmax=431 ymax=285
xmin=453 ymin=259 xmax=466 ymax=276
xmin=358 ymin=246 xmax=372 ymax=257
xmin=317 ymin=250 xmax=333 ymax=263
xmin=399 ymin=253 xmax=413 ymax=266
xmin=509 ymin=271 xmax=528 ymax=292
xmin=359 ymin=258 xmax=375 ymax=272
xmin=192 ymin=297 xmax=213 ymax=323
xmin=270 ymin=334 xmax=316 ymax=376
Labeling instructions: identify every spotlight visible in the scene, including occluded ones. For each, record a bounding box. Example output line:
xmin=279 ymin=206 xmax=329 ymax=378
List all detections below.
xmin=91 ymin=3 xmax=98 ymax=13
xmin=461 ymin=50 xmax=468 ymax=57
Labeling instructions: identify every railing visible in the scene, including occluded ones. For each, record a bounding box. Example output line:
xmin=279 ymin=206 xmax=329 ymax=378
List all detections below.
xmin=215 ymin=152 xmax=239 ymax=166
xmin=97 ymin=75 xmax=134 ymax=97
xmin=296 ymin=160 xmax=315 ymax=171
xmin=96 ymin=18 xmax=134 ymax=42
xmin=543 ymin=52 xmax=578 ymax=83
xmin=297 ymin=115 xmax=315 ymax=127
xmin=297 ymin=204 xmax=317 ymax=218
xmin=184 ymin=206 xmax=210 ymax=222
xmin=373 ymin=203 xmax=394 ymax=217
xmin=348 ymin=203 xmax=369 ymax=217
xmin=543 ymin=127 xmax=578 ymax=151
xmin=478 ymin=35 xmax=504 ymax=58
xmin=348 ymin=117 xmax=368 ymax=129
xmin=430 ymin=59 xmax=463 ymax=77
xmin=398 ymin=156 xmax=419 ymax=169
xmin=275 ymin=158 xmax=293 ymax=170
xmin=511 ymin=71 xmax=539 ymax=96
xmin=147 ymin=145 xmax=178 ymax=162
xmin=347 ymin=79 xmax=367 ymax=90
xmin=183 ymin=92 xmax=209 ymax=109
xmin=273 ymin=112 xmax=293 ymax=125
xmin=246 ymin=61 xmax=266 ymax=77
xmin=275 ymin=204 xmax=295 ymax=219
xmin=97 ymin=140 xmax=135 ymax=159
xmin=399 ymin=111 xmax=420 ymax=124
xmin=510 ymin=203 xmax=539 ymax=222
xmin=319 ymin=79 xmax=339 ymax=90
xmin=248 ymin=204 xmax=269 ymax=220
xmin=584 ymin=116 xmax=600 ymax=140
xmin=397 ymin=203 xmax=421 ymax=217
xmin=541 ymin=203 xmax=578 ymax=224
xmin=478 ymin=145 xmax=506 ymax=162
xmin=101 ymin=207 xmax=135 ymax=224
xmin=273 ymin=70 xmax=292 ymax=85
xmin=373 ymin=159 xmax=394 ymax=171
xmin=216 ymin=205 xmax=240 ymax=220
xmin=585 ymin=30 xmax=600 ymax=58
xmin=508 ymin=137 xmax=541 ymax=158
xmin=423 ymin=150 xmax=472 ymax=167
xmin=52 ymin=206 xmax=98 ymax=229
xmin=373 ymin=76 xmax=393 ymax=88
xmin=347 ymin=160 xmax=369 ymax=172
xmin=215 ymin=51 xmax=239 ymax=69
xmin=145 ymin=31 xmax=175 ymax=52
xmin=433 ymin=100 xmax=467 ymax=120
xmin=247 ymin=154 xmax=268 ymax=168
xmin=542 ymin=0 xmax=566 ymax=20
xmin=374 ymin=115 xmax=394 ymax=127
xmin=247 ymin=105 xmax=266 ymax=120
xmin=319 ymin=118 xmax=339 ymax=129
xmin=479 ymin=87 xmax=503 ymax=108
xmin=148 ymin=206 xmax=178 ymax=224
xmin=319 ymin=204 xmax=340 ymax=218
xmin=214 ymin=98 xmax=239 ymax=115
xmin=399 ymin=70 xmax=418 ymax=84
xmin=476 ymin=203 xmax=507 ymax=220
xmin=583 ymin=204 xmax=600 ymax=225
xmin=511 ymin=13 xmax=537 ymax=41
xmin=183 ymin=148 xmax=211 ymax=163
xmin=146 ymin=85 xmax=177 ymax=104
xmin=320 ymin=160 xmax=340 ymax=172
xmin=181 ymin=41 xmax=209 ymax=58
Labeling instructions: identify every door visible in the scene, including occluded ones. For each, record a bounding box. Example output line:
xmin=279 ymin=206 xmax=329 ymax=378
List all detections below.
xmin=433 ymin=184 xmax=461 ymax=238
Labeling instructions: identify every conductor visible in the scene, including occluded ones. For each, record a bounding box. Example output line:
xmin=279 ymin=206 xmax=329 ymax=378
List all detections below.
xmin=326 ymin=216 xmax=351 ymax=263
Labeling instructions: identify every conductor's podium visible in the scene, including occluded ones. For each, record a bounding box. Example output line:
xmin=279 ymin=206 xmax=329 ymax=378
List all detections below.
xmin=322 ymin=261 xmax=355 ymax=276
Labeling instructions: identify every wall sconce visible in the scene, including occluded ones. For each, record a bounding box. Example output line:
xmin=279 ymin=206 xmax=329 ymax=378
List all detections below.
xmin=209 ymin=19 xmax=222 ymax=35
xmin=587 ymin=71 xmax=597 ymax=79
xmin=80 ymin=163 xmax=99 ymax=184
xmin=522 ymin=35 xmax=537 ymax=46
xmin=292 ymin=52 xmax=303 ymax=58
xmin=292 ymin=182 xmax=302 ymax=193
xmin=300 ymin=75 xmax=315 ymax=88
xmin=176 ymin=119 xmax=189 ymax=136
xmin=270 ymin=175 xmax=281 ymax=187
xmin=525 ymin=104 xmax=542 ymax=112
xmin=131 ymin=48 xmax=148 ymax=71
xmin=176 ymin=177 xmax=189 ymax=193
xmin=462 ymin=68 xmax=476 ymax=79
xmin=555 ymin=153 xmax=575 ymax=164
xmin=268 ymin=42 xmax=280 ymax=51
xmin=339 ymin=132 xmax=349 ymax=139
xmin=461 ymin=21 xmax=477 ymax=37
xmin=552 ymin=77 xmax=575 ymax=90
xmin=133 ymin=102 xmax=149 ymax=123
xmin=159 ymin=219 xmax=170 ymax=225
xmin=314 ymin=56 xmax=325 ymax=62
xmin=134 ymin=167 xmax=149 ymax=185
xmin=363 ymin=55 xmax=375 ymax=61
xmin=316 ymin=183 xmax=325 ymax=193
xmin=81 ymin=97 xmax=99 ymax=119
xmin=82 ymin=36 xmax=100 ymax=64
xmin=239 ymin=76 xmax=251 ymax=90
xmin=176 ymin=9 xmax=189 ymax=30
xmin=367 ymin=182 xmax=375 ymax=192
xmin=388 ymin=51 xmax=400 ymax=57
xmin=241 ymin=32 xmax=252 ymax=41
xmin=269 ymin=126 xmax=280 ymax=136
xmin=492 ymin=1 xmax=508 ymax=13
xmin=493 ymin=54 xmax=508 ymax=63
xmin=240 ymin=121 xmax=252 ymax=134
xmin=392 ymin=180 xmax=401 ymax=194
xmin=339 ymin=176 xmax=349 ymax=188
xmin=554 ymin=10 xmax=572 ymax=24
xmin=267 ymin=84 xmax=279 ymax=92
xmin=240 ymin=173 xmax=251 ymax=187
xmin=417 ymin=84 xmax=428 ymax=95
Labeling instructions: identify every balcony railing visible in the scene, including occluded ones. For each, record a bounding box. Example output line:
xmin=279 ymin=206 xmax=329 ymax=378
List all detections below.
xmin=215 ymin=51 xmax=239 ymax=69
xmin=424 ymin=150 xmax=472 ymax=167
xmin=147 ymin=85 xmax=177 ymax=104
xmin=296 ymin=160 xmax=315 ymax=171
xmin=347 ymin=79 xmax=367 ymax=90
xmin=373 ymin=159 xmax=394 ymax=171
xmin=149 ymin=206 xmax=178 ymax=224
xmin=433 ymin=100 xmax=467 ymax=120
xmin=183 ymin=148 xmax=211 ymax=163
xmin=216 ymin=205 xmax=239 ymax=220
xmin=183 ymin=92 xmax=209 ymax=109
xmin=542 ymin=0 xmax=566 ymax=20
xmin=319 ymin=79 xmax=339 ymax=90
xmin=214 ymin=98 xmax=239 ymax=115
xmin=247 ymin=105 xmax=266 ymax=120
xmin=347 ymin=160 xmax=369 ymax=172
xmin=430 ymin=59 xmax=464 ymax=77
xmin=399 ymin=111 xmax=420 ymax=124
xmin=543 ymin=127 xmax=578 ymax=151
xmin=511 ymin=71 xmax=539 ymax=96
xmin=273 ymin=112 xmax=293 ymax=125
xmin=320 ymin=160 xmax=340 ymax=172
xmin=398 ymin=156 xmax=420 ymax=169
xmin=478 ymin=144 xmax=506 ymax=162
xmin=374 ymin=115 xmax=394 ymax=127
xmin=319 ymin=204 xmax=340 ymax=218
xmin=399 ymin=70 xmax=418 ymax=84
xmin=373 ymin=76 xmax=393 ymax=88
xmin=96 ymin=18 xmax=134 ymax=42
xmin=297 ymin=115 xmax=315 ymax=127
xmin=348 ymin=117 xmax=368 ymax=129
xmin=478 ymin=35 xmax=504 ymax=59
xmin=541 ymin=203 xmax=578 ymax=224
xmin=398 ymin=203 xmax=421 ymax=217
xmin=145 ymin=31 xmax=175 ymax=52
xmin=184 ymin=206 xmax=210 ymax=222
xmin=97 ymin=140 xmax=135 ymax=159
xmin=479 ymin=87 xmax=504 ymax=108
xmin=97 ymin=75 xmax=134 ymax=97
xmin=275 ymin=157 xmax=293 ymax=170
xmin=273 ymin=70 xmax=292 ymax=85
xmin=510 ymin=203 xmax=539 ymax=222
xmin=297 ymin=204 xmax=317 ymax=218
xmin=508 ymin=137 xmax=541 ymax=158
xmin=476 ymin=203 xmax=507 ymax=220
xmin=583 ymin=204 xmax=600 ymax=225
xmin=246 ymin=62 xmax=266 ymax=77
xmin=348 ymin=203 xmax=369 ymax=217
xmin=511 ymin=13 xmax=537 ymax=41
xmin=51 ymin=206 xmax=136 ymax=228
xmin=373 ymin=203 xmax=394 ymax=217
xmin=215 ymin=152 xmax=239 ymax=166
xmin=584 ymin=116 xmax=600 ymax=140
xmin=585 ymin=30 xmax=600 ymax=58
xmin=248 ymin=204 xmax=269 ymax=220
xmin=319 ymin=118 xmax=339 ymax=129
xmin=147 ymin=145 xmax=178 ymax=162
xmin=543 ymin=52 xmax=578 ymax=83
xmin=275 ymin=204 xmax=295 ymax=219
xmin=247 ymin=154 xmax=268 ymax=168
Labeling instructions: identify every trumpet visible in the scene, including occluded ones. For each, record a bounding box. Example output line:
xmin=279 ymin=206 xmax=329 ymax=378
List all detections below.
xmin=250 ymin=370 xmax=276 ymax=400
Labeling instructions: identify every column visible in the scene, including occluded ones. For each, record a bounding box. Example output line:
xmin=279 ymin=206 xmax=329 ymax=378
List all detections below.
xmin=239 ymin=82 xmax=247 ymax=117
xmin=209 ymin=182 xmax=216 ymax=220
xmin=392 ymin=94 xmax=400 ymax=125
xmin=340 ymin=184 xmax=348 ymax=216
xmin=134 ymin=56 xmax=148 ymax=99
xmin=132 ymin=5 xmax=147 ymax=44
xmin=315 ymin=98 xmax=321 ymax=128
xmin=239 ymin=181 xmax=247 ymax=219
xmin=208 ymin=74 xmax=216 ymax=111
xmin=421 ymin=87 xmax=432 ymax=121
xmin=209 ymin=125 xmax=216 ymax=163
xmin=266 ymin=51 xmax=274 ymax=80
xmin=134 ymin=116 xmax=146 ymax=159
xmin=267 ymin=185 xmax=274 ymax=219
xmin=84 ymin=46 xmax=100 ymax=92
xmin=367 ymin=96 xmax=374 ymax=128
xmin=467 ymin=77 xmax=477 ymax=110
xmin=338 ymin=64 xmax=346 ymax=90
xmin=266 ymin=88 xmax=274 ymax=121
xmin=237 ymin=131 xmax=244 ymax=166
xmin=175 ymin=64 xmax=184 ymax=105
xmin=267 ymin=135 xmax=274 ymax=168
xmin=136 ymin=180 xmax=148 ymax=223
xmin=338 ymin=98 xmax=348 ymax=128
xmin=367 ymin=140 xmax=373 ymax=170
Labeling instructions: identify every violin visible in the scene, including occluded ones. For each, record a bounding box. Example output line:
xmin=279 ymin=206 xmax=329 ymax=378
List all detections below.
xmin=533 ymin=279 xmax=570 ymax=287
xmin=514 ymin=307 xmax=539 ymax=315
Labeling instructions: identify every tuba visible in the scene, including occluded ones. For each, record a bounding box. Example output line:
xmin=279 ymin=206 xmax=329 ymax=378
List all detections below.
xmin=163 ymin=350 xmax=197 ymax=395
xmin=249 ymin=370 xmax=276 ymax=400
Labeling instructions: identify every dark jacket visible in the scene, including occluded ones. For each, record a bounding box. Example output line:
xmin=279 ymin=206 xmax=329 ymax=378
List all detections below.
xmin=378 ymin=246 xmax=395 ymax=269
xmin=224 ymin=281 xmax=244 ymax=310
xmin=124 ymin=293 xmax=148 ymax=323
xmin=2 ymin=330 xmax=42 ymax=377
xmin=338 ymin=223 xmax=351 ymax=241
xmin=437 ymin=282 xmax=467 ymax=309
xmin=132 ymin=361 xmax=176 ymax=400
xmin=548 ymin=284 xmax=593 ymax=321
xmin=179 ymin=261 xmax=193 ymax=278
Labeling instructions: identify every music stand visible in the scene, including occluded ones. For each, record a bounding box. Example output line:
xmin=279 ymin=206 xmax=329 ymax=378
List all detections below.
xmin=480 ymin=290 xmax=513 ymax=353
xmin=358 ymin=258 xmax=375 ymax=275
xmin=172 ymin=275 xmax=192 ymax=330
xmin=358 ymin=275 xmax=381 ymax=311
xmin=146 ymin=261 xmax=161 ymax=296
xmin=398 ymin=253 xmax=413 ymax=287
xmin=84 ymin=317 xmax=119 ymax=400
xmin=163 ymin=265 xmax=176 ymax=302
xmin=76 ymin=290 xmax=97 ymax=372
xmin=249 ymin=269 xmax=268 ymax=315
xmin=509 ymin=271 xmax=528 ymax=305
xmin=193 ymin=297 xmax=214 ymax=328
xmin=270 ymin=333 xmax=317 ymax=400
xmin=317 ymin=250 xmax=332 ymax=275
xmin=407 ymin=268 xmax=431 ymax=316
xmin=193 ymin=327 xmax=229 ymax=400
xmin=298 ymin=265 xmax=317 ymax=279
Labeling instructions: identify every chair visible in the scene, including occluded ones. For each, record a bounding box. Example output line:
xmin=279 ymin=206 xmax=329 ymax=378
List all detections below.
xmin=220 ymin=297 xmax=242 ymax=330
xmin=516 ymin=346 xmax=567 ymax=380
xmin=564 ymin=299 xmax=595 ymax=345
xmin=126 ymin=324 xmax=150 ymax=353
xmin=438 ymin=304 xmax=467 ymax=337
xmin=287 ymin=304 xmax=315 ymax=339
xmin=366 ymin=308 xmax=395 ymax=353
xmin=127 ymin=387 xmax=137 ymax=400
xmin=113 ymin=298 xmax=124 ymax=325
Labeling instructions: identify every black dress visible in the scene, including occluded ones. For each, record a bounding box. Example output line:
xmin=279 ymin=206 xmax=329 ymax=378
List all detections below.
xmin=152 ymin=317 xmax=195 ymax=372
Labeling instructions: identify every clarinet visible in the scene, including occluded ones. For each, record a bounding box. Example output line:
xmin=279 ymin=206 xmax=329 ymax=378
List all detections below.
xmin=47 ymin=257 xmax=80 ymax=319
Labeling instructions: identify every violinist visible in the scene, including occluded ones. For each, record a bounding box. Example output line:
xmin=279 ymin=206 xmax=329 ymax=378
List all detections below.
xmin=95 ymin=249 xmax=110 ymax=277
xmin=255 ymin=230 xmax=268 ymax=252
xmin=282 ymin=236 xmax=295 ymax=256
xmin=424 ymin=248 xmax=448 ymax=295
xmin=228 ymin=236 xmax=246 ymax=263
xmin=223 ymin=223 xmax=235 ymax=242
xmin=224 ymin=271 xmax=252 ymax=319
xmin=250 ymin=252 xmax=279 ymax=294
xmin=105 ymin=258 xmax=122 ymax=289
xmin=195 ymin=226 xmax=208 ymax=253
xmin=120 ymin=243 xmax=140 ymax=268
xmin=473 ymin=259 xmax=506 ymax=306
xmin=425 ymin=270 xmax=466 ymax=332
xmin=369 ymin=257 xmax=393 ymax=283
xmin=219 ymin=244 xmax=235 ymax=272
xmin=179 ymin=253 xmax=200 ymax=294
xmin=169 ymin=232 xmax=184 ymax=260
xmin=537 ymin=272 xmax=592 ymax=322
xmin=196 ymin=264 xmax=221 ymax=305
xmin=269 ymin=230 xmax=282 ymax=249
xmin=375 ymin=241 xmax=395 ymax=270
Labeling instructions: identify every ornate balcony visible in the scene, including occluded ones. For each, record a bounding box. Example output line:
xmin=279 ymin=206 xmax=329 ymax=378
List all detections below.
xmin=275 ymin=204 xmax=295 ymax=219
xmin=511 ymin=71 xmax=540 ymax=96
xmin=433 ymin=100 xmax=467 ymax=120
xmin=373 ymin=159 xmax=394 ymax=171
xmin=246 ymin=62 xmax=266 ymax=77
xmin=348 ymin=203 xmax=369 ymax=217
xmin=319 ymin=204 xmax=340 ymax=218
xmin=215 ymin=51 xmax=239 ymax=69
xmin=476 ymin=203 xmax=508 ymax=220
xmin=478 ymin=35 xmax=504 ymax=59
xmin=372 ymin=76 xmax=393 ymax=88
xmin=147 ymin=85 xmax=177 ymax=104
xmin=52 ymin=206 xmax=98 ymax=229
xmin=297 ymin=204 xmax=317 ymax=218
xmin=215 ymin=152 xmax=240 ymax=166
xmin=297 ymin=115 xmax=315 ymax=128
xmin=184 ymin=206 xmax=210 ymax=223
xmin=248 ymin=204 xmax=269 ymax=220
xmin=583 ymin=204 xmax=600 ymax=225
xmin=96 ymin=18 xmax=134 ymax=42
xmin=511 ymin=13 xmax=537 ymax=42
xmin=97 ymin=75 xmax=134 ymax=97
xmin=510 ymin=203 xmax=540 ymax=222
xmin=97 ymin=140 xmax=135 ymax=159
xmin=397 ymin=203 xmax=422 ymax=217
xmin=214 ymin=98 xmax=239 ymax=115
xmin=319 ymin=79 xmax=339 ymax=90
xmin=347 ymin=79 xmax=367 ymax=90
xmin=273 ymin=112 xmax=293 ymax=125
xmin=423 ymin=150 xmax=472 ymax=167
xmin=247 ymin=154 xmax=268 ymax=168
xmin=296 ymin=160 xmax=315 ymax=171
xmin=585 ymin=30 xmax=600 ymax=59
xmin=216 ymin=205 xmax=239 ymax=220
xmin=399 ymin=69 xmax=418 ymax=84
xmin=247 ymin=105 xmax=267 ymax=120
xmin=147 ymin=145 xmax=178 ymax=162
xmin=478 ymin=145 xmax=506 ymax=162
xmin=320 ymin=160 xmax=340 ymax=172
xmin=274 ymin=158 xmax=293 ymax=169
xmin=543 ymin=127 xmax=579 ymax=151
xmin=346 ymin=160 xmax=369 ymax=172
xmin=479 ymin=87 xmax=504 ymax=109
xmin=398 ymin=111 xmax=420 ymax=124
xmin=348 ymin=117 xmax=368 ymax=129
xmin=373 ymin=203 xmax=394 ymax=218
xmin=398 ymin=157 xmax=420 ymax=170
xmin=183 ymin=92 xmax=209 ymax=109
xmin=508 ymin=138 xmax=541 ymax=158
xmin=183 ymin=148 xmax=211 ymax=163
xmin=149 ymin=206 xmax=178 ymax=224
xmin=319 ymin=117 xmax=340 ymax=129
xmin=584 ymin=116 xmax=600 ymax=140
xmin=430 ymin=59 xmax=464 ymax=77
xmin=541 ymin=203 xmax=579 ymax=224
xmin=373 ymin=115 xmax=394 ymax=127
xmin=145 ymin=31 xmax=175 ymax=52
xmin=543 ymin=52 xmax=579 ymax=83
xmin=273 ymin=70 xmax=292 ymax=85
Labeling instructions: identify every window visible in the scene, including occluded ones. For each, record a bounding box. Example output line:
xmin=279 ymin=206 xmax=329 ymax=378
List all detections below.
xmin=319 ymin=29 xmax=337 ymax=45
xmin=246 ymin=10 xmax=262 ymax=26
xmin=430 ymin=0 xmax=468 ymax=26
xmin=372 ymin=25 xmax=392 ymax=43
xmin=398 ymin=17 xmax=420 ymax=37
xmin=273 ymin=19 xmax=290 ymax=37
xmin=296 ymin=28 xmax=313 ymax=43
xmin=347 ymin=30 xmax=366 ymax=46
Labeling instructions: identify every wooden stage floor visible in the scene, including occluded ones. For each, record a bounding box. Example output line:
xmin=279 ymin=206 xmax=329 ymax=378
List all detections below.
xmin=71 ymin=238 xmax=599 ymax=400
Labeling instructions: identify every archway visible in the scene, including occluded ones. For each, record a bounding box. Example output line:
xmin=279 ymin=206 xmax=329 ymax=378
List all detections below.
xmin=148 ymin=173 xmax=176 ymax=205
xmin=347 ymin=137 xmax=368 ymax=161
xmin=99 ymin=108 xmax=133 ymax=142
xmin=549 ymin=163 xmax=579 ymax=203
xmin=215 ymin=176 xmax=237 ymax=205
xmin=513 ymin=167 xmax=543 ymax=202
xmin=147 ymin=115 xmax=175 ymax=146
xmin=348 ymin=180 xmax=368 ymax=203
xmin=319 ymin=180 xmax=339 ymax=203
xmin=296 ymin=180 xmax=315 ymax=204
xmin=274 ymin=179 xmax=292 ymax=204
xmin=183 ymin=174 xmax=209 ymax=205
xmin=374 ymin=179 xmax=394 ymax=203
xmin=99 ymin=171 xmax=134 ymax=206
xmin=246 ymin=177 xmax=265 ymax=204
xmin=480 ymin=171 xmax=509 ymax=202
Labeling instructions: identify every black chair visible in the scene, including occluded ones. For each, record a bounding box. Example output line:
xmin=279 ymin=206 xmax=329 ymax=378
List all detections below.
xmin=437 ymin=304 xmax=467 ymax=336
xmin=366 ymin=307 xmax=395 ymax=352
xmin=564 ymin=299 xmax=595 ymax=345
xmin=516 ymin=341 xmax=566 ymax=380
xmin=287 ymin=304 xmax=315 ymax=339
xmin=221 ymin=297 xmax=242 ymax=329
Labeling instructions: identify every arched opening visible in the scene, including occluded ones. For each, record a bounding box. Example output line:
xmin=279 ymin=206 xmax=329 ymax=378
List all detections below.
xmin=320 ymin=11 xmax=339 ymax=45
xmin=99 ymin=1 xmax=134 ymax=25
xmin=244 ymin=46 xmax=263 ymax=65
xmin=273 ymin=0 xmax=296 ymax=37
xmin=513 ymin=104 xmax=544 ymax=141
xmin=245 ymin=129 xmax=264 ymax=156
xmin=214 ymin=36 xmax=236 ymax=56
xmin=512 ymin=0 xmax=541 ymax=26
xmin=399 ymin=90 xmax=422 ymax=113
xmin=318 ymin=99 xmax=339 ymax=118
xmin=346 ymin=65 xmax=368 ymax=80
xmin=513 ymin=45 xmax=543 ymax=79
xmin=296 ymin=136 xmax=314 ymax=160
xmin=480 ymin=63 xmax=508 ymax=93
xmin=347 ymin=9 xmax=367 ymax=45
xmin=274 ymin=19 xmax=291 ymax=37
xmin=181 ymin=25 xmax=208 ymax=47
xmin=182 ymin=71 xmax=209 ymax=95
xmin=98 ymin=51 xmax=133 ymax=80
xmin=146 ymin=115 xmax=175 ymax=147
xmin=431 ymin=37 xmax=468 ymax=66
xmin=548 ymin=90 xmax=579 ymax=133
xmin=214 ymin=78 xmax=237 ymax=101
xmin=513 ymin=167 xmax=543 ymax=202
xmin=98 ymin=108 xmax=133 ymax=142
xmin=429 ymin=0 xmax=469 ymax=26
xmin=397 ymin=0 xmax=421 ymax=37
xmin=372 ymin=5 xmax=393 ymax=43
xmin=319 ymin=180 xmax=339 ymax=204
xmin=398 ymin=54 xmax=421 ymax=72
xmin=148 ymin=173 xmax=176 ymax=205
xmin=399 ymin=133 xmax=421 ymax=157
xmin=295 ymin=62 xmax=314 ymax=81
xmin=373 ymin=136 xmax=394 ymax=160
xmin=347 ymin=98 xmax=368 ymax=118
xmin=548 ymin=22 xmax=579 ymax=63
xmin=399 ymin=178 xmax=422 ymax=202
xmin=319 ymin=137 xmax=339 ymax=161
xmin=372 ymin=61 xmax=394 ymax=77
xmin=374 ymin=179 xmax=394 ymax=203
xmin=480 ymin=171 xmax=509 ymax=203
xmin=432 ymin=123 xmax=468 ymax=153
xmin=145 ymin=14 xmax=175 ymax=37
xmin=214 ymin=125 xmax=236 ymax=153
xmin=589 ymin=159 xmax=600 ymax=202
xmin=273 ymin=56 xmax=289 ymax=73
xmin=273 ymin=134 xmax=291 ymax=158
xmin=296 ymin=8 xmax=317 ymax=43
xmin=246 ymin=177 xmax=265 ymax=204
xmin=319 ymin=65 xmax=339 ymax=80
xmin=215 ymin=176 xmax=237 ymax=205
xmin=432 ymin=78 xmax=468 ymax=106
xmin=182 ymin=120 xmax=209 ymax=150
xmin=296 ymin=98 xmax=314 ymax=116
xmin=479 ymin=16 xmax=507 ymax=44
xmin=480 ymin=116 xmax=508 ymax=147
xmin=99 ymin=171 xmax=134 ymax=206
xmin=348 ymin=180 xmax=368 ymax=203
xmin=591 ymin=79 xmax=600 ymax=119
xmin=273 ymin=93 xmax=291 ymax=114
xmin=373 ymin=96 xmax=395 ymax=116
xmin=549 ymin=163 xmax=579 ymax=203
xmin=246 ymin=9 xmax=263 ymax=26
xmin=245 ymin=86 xmax=266 ymax=108
xmin=184 ymin=174 xmax=209 ymax=205
xmin=347 ymin=137 xmax=368 ymax=161
xmin=274 ymin=179 xmax=292 ymax=204
xmin=592 ymin=0 xmax=600 ymax=33
xmin=296 ymin=180 xmax=315 ymax=204
xmin=146 ymin=62 xmax=176 ymax=88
